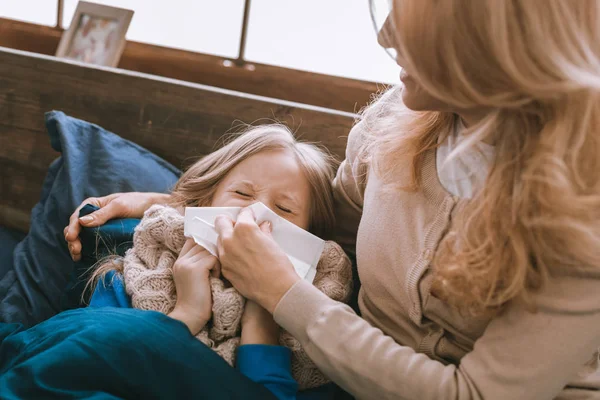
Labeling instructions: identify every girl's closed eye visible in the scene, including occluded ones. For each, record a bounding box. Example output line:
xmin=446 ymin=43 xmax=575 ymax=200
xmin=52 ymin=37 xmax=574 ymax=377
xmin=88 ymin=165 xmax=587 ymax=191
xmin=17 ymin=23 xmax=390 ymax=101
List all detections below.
xmin=276 ymin=205 xmax=293 ymax=214
xmin=235 ymin=190 xmax=252 ymax=198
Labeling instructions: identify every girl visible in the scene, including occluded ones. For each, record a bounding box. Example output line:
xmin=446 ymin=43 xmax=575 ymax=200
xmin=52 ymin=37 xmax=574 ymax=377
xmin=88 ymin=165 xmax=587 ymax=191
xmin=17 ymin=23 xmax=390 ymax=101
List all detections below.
xmin=68 ymin=1 xmax=600 ymax=399
xmin=86 ymin=125 xmax=353 ymax=400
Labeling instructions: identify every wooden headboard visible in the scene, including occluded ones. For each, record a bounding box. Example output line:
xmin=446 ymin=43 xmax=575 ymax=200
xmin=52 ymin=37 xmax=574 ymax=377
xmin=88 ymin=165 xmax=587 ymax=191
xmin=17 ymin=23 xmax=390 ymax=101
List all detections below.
xmin=0 ymin=47 xmax=357 ymax=233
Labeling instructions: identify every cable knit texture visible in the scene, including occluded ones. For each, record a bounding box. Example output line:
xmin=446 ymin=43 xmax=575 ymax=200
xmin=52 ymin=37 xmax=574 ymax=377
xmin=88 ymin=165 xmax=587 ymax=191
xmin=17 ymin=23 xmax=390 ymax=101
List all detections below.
xmin=123 ymin=205 xmax=353 ymax=389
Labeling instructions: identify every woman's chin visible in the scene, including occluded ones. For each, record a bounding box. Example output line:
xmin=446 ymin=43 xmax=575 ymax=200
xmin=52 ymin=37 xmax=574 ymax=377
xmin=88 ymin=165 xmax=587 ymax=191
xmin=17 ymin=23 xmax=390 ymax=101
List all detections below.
xmin=400 ymin=84 xmax=444 ymax=112
xmin=401 ymin=85 xmax=428 ymax=111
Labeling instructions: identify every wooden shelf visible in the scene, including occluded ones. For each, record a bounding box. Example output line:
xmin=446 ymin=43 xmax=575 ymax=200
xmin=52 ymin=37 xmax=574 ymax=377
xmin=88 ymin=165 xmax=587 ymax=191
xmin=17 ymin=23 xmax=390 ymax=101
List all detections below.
xmin=0 ymin=18 xmax=386 ymax=113
xmin=0 ymin=46 xmax=356 ymax=232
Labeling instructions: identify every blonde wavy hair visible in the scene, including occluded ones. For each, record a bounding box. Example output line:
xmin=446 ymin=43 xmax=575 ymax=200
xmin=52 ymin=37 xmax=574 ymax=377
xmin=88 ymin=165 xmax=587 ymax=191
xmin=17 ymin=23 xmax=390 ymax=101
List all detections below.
xmin=86 ymin=124 xmax=337 ymax=297
xmin=363 ymin=0 xmax=600 ymax=314
xmin=171 ymin=124 xmax=337 ymax=238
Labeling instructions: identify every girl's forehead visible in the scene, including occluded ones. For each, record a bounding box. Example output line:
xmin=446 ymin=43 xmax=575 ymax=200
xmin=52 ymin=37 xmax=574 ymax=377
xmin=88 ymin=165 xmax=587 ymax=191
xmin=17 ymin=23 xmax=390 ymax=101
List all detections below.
xmin=225 ymin=155 xmax=309 ymax=198
xmin=228 ymin=150 xmax=300 ymax=173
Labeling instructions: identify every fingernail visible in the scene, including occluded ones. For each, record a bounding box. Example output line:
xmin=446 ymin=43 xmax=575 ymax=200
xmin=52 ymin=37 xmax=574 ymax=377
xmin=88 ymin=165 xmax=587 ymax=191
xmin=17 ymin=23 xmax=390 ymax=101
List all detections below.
xmin=79 ymin=216 xmax=93 ymax=223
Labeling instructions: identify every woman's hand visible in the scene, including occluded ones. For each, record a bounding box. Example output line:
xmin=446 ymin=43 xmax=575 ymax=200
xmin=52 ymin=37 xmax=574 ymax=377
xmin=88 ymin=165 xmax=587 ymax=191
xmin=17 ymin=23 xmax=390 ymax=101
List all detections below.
xmin=64 ymin=192 xmax=171 ymax=261
xmin=168 ymin=238 xmax=220 ymax=335
xmin=241 ymin=300 xmax=280 ymax=345
xmin=214 ymin=208 xmax=300 ymax=314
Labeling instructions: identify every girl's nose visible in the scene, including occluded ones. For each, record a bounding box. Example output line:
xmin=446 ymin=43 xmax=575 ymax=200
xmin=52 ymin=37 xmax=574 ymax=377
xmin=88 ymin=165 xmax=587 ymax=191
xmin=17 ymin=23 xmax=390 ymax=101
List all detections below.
xmin=252 ymin=195 xmax=268 ymax=208
xmin=253 ymin=195 xmax=277 ymax=214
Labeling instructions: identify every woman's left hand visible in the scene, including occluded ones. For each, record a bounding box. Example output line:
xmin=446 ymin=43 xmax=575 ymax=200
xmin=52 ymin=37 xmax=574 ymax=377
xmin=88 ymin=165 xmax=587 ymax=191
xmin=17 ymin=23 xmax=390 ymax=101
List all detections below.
xmin=214 ymin=208 xmax=300 ymax=314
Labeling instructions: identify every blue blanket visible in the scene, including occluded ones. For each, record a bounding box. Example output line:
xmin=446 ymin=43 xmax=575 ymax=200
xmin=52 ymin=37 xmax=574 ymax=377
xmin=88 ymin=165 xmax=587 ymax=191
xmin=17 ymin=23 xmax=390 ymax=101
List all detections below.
xmin=0 ymin=307 xmax=276 ymax=399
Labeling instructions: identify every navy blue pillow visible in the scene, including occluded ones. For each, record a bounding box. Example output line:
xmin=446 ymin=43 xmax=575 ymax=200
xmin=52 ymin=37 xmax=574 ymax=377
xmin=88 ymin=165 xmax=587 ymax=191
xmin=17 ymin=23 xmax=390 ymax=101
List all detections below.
xmin=0 ymin=111 xmax=180 ymax=327
xmin=0 ymin=228 xmax=26 ymax=282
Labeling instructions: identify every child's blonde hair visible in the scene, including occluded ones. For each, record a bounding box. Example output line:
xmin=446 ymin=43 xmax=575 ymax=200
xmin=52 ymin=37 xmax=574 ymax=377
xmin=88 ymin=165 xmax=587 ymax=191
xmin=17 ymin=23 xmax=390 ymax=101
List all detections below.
xmin=171 ymin=124 xmax=337 ymax=238
xmin=86 ymin=124 xmax=337 ymax=299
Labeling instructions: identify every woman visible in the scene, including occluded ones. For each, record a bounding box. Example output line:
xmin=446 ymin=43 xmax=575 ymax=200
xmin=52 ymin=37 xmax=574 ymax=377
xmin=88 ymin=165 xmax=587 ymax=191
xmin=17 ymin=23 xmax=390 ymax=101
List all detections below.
xmin=66 ymin=1 xmax=600 ymax=399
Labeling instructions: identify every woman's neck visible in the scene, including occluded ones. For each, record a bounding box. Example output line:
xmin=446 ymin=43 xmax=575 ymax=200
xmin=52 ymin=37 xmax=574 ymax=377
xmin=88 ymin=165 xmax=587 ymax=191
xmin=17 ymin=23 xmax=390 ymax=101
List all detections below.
xmin=457 ymin=111 xmax=484 ymax=128
xmin=457 ymin=110 xmax=495 ymax=145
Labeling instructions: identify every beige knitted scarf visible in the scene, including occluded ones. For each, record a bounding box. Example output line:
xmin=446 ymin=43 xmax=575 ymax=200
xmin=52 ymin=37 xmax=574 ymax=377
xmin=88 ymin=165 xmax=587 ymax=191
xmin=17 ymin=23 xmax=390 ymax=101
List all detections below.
xmin=122 ymin=205 xmax=353 ymax=390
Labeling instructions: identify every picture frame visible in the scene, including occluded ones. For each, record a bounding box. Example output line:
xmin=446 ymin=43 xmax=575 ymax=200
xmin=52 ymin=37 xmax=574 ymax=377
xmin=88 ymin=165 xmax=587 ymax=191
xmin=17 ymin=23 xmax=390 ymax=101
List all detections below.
xmin=56 ymin=1 xmax=134 ymax=68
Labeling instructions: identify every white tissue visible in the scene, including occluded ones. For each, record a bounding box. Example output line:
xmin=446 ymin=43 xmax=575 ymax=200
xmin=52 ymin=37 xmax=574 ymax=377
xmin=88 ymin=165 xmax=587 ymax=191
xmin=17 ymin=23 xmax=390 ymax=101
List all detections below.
xmin=183 ymin=202 xmax=325 ymax=283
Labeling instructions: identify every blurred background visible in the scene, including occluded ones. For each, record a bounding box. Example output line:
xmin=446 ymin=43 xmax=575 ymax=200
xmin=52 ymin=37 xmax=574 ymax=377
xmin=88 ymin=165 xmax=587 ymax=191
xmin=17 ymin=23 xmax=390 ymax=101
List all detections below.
xmin=1 ymin=0 xmax=399 ymax=83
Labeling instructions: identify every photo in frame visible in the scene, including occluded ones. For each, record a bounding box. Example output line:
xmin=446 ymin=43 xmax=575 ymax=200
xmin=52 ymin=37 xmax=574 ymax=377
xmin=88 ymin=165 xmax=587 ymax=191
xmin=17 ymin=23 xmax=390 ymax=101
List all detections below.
xmin=56 ymin=1 xmax=134 ymax=67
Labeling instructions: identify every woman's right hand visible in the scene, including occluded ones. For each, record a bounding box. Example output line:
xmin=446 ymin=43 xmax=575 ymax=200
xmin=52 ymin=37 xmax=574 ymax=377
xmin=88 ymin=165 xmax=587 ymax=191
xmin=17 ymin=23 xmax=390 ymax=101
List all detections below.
xmin=168 ymin=239 xmax=220 ymax=336
xmin=64 ymin=192 xmax=171 ymax=261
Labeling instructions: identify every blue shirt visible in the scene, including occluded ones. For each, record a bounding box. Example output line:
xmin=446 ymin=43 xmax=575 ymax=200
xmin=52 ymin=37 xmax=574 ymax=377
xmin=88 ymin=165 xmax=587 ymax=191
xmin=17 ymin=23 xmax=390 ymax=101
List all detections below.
xmin=90 ymin=271 xmax=337 ymax=400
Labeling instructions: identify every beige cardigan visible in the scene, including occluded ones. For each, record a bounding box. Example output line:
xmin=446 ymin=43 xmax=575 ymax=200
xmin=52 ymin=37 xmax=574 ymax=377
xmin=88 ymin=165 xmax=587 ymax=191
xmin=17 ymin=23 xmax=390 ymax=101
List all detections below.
xmin=273 ymin=120 xmax=600 ymax=400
